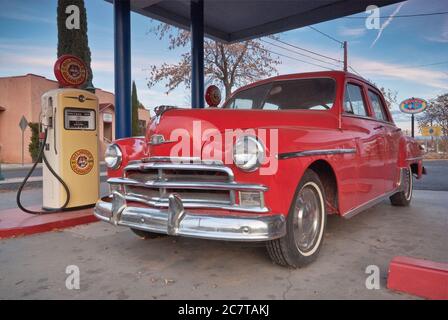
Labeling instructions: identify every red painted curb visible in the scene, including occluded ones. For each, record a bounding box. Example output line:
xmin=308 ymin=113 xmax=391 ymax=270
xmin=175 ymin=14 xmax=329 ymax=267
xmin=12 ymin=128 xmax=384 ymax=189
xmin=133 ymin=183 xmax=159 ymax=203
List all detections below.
xmin=0 ymin=206 xmax=98 ymax=239
xmin=387 ymin=256 xmax=448 ymax=300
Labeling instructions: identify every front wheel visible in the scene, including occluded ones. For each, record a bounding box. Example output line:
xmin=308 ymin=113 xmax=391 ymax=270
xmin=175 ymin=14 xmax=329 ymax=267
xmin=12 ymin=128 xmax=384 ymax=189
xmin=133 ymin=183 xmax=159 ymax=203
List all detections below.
xmin=266 ymin=169 xmax=327 ymax=268
xmin=390 ymin=167 xmax=413 ymax=206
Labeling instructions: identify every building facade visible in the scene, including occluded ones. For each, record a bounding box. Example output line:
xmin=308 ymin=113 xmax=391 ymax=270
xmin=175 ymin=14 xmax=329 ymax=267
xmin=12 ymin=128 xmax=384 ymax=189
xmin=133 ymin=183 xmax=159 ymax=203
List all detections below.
xmin=0 ymin=74 xmax=150 ymax=163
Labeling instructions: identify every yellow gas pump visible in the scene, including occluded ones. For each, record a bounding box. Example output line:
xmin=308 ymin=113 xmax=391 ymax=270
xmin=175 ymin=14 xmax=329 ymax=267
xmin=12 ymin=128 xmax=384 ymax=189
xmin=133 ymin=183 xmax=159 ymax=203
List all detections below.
xmin=17 ymin=55 xmax=100 ymax=213
xmin=41 ymin=89 xmax=99 ymax=209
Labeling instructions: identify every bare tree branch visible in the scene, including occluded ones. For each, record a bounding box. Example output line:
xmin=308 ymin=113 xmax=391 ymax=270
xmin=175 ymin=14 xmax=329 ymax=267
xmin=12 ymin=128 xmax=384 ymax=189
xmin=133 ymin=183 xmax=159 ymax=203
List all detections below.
xmin=147 ymin=24 xmax=280 ymax=101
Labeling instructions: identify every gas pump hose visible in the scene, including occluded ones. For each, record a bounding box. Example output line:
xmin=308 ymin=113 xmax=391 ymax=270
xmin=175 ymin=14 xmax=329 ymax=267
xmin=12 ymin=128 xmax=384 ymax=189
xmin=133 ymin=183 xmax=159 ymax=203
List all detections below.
xmin=16 ymin=128 xmax=71 ymax=214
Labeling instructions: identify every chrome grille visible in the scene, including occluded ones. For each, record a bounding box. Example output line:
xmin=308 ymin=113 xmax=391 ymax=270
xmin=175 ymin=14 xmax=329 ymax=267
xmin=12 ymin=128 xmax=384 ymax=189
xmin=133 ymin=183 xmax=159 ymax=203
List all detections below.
xmin=107 ymin=157 xmax=268 ymax=213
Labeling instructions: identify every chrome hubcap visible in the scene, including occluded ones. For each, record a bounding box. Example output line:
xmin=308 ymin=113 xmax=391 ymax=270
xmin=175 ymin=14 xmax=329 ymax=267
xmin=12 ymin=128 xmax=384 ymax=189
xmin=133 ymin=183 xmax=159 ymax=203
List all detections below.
xmin=404 ymin=168 xmax=413 ymax=201
xmin=293 ymin=184 xmax=322 ymax=253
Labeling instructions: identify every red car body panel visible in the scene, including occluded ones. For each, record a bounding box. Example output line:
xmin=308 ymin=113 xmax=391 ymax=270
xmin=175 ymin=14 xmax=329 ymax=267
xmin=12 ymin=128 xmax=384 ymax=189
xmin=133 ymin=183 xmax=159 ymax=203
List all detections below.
xmin=107 ymin=71 xmax=424 ymax=218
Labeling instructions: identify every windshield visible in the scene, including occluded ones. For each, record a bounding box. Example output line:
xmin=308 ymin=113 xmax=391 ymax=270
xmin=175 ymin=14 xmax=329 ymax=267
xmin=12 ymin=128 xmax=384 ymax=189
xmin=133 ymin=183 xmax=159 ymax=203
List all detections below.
xmin=223 ymin=78 xmax=336 ymax=111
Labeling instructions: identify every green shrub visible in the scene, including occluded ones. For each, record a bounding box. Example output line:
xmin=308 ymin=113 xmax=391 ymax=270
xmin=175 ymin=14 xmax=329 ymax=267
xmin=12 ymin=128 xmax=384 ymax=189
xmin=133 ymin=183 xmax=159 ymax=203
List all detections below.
xmin=28 ymin=123 xmax=41 ymax=163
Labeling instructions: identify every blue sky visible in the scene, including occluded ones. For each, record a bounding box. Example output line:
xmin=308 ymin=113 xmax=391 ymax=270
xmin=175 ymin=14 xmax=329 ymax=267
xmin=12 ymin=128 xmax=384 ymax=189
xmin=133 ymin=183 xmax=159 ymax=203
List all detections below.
xmin=0 ymin=0 xmax=447 ymax=133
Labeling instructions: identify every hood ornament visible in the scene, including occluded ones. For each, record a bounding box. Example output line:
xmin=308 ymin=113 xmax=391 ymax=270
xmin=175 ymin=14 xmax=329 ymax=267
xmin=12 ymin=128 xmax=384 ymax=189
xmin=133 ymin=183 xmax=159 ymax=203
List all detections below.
xmin=148 ymin=134 xmax=177 ymax=146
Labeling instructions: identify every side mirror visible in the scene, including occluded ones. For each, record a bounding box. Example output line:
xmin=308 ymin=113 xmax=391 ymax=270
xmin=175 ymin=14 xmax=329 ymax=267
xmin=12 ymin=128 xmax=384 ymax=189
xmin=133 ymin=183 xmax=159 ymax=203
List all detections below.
xmin=205 ymin=85 xmax=221 ymax=108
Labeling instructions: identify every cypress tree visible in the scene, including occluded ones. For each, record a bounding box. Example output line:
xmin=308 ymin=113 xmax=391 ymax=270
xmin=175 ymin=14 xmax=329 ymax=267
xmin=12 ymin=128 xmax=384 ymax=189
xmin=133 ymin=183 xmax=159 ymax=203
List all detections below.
xmin=57 ymin=0 xmax=94 ymax=91
xmin=131 ymin=81 xmax=140 ymax=136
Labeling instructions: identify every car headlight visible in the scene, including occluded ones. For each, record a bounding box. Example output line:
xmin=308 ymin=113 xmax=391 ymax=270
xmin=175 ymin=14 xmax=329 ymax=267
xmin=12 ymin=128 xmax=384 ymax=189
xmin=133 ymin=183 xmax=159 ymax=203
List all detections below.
xmin=105 ymin=144 xmax=122 ymax=169
xmin=233 ymin=136 xmax=265 ymax=172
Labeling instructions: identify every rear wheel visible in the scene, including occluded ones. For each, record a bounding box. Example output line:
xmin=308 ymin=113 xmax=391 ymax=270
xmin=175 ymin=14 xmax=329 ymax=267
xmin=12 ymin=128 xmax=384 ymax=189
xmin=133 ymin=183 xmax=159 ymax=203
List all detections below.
xmin=390 ymin=167 xmax=413 ymax=206
xmin=267 ymin=169 xmax=327 ymax=268
xmin=130 ymin=228 xmax=165 ymax=239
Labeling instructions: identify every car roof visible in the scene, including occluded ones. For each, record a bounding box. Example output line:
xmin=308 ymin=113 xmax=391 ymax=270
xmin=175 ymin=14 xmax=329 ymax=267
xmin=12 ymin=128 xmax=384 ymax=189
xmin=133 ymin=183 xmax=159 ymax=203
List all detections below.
xmin=232 ymin=70 xmax=378 ymax=95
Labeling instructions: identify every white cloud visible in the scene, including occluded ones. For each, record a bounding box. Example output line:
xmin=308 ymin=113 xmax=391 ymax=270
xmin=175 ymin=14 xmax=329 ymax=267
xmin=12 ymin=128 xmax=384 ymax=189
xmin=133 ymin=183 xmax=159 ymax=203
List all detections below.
xmin=425 ymin=36 xmax=448 ymax=43
xmin=351 ymin=57 xmax=448 ymax=90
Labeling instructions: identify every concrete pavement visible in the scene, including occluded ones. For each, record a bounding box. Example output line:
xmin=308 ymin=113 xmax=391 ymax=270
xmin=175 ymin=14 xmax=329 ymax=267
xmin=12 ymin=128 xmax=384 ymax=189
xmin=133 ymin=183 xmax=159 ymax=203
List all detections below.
xmin=0 ymin=189 xmax=446 ymax=299
xmin=0 ymin=182 xmax=110 ymax=211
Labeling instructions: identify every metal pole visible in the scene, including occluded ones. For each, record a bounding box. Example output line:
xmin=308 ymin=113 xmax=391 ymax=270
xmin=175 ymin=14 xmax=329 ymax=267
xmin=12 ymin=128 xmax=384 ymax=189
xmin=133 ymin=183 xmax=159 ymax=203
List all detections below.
xmin=22 ymin=130 xmax=24 ymax=166
xmin=191 ymin=0 xmax=204 ymax=109
xmin=411 ymin=114 xmax=415 ymax=138
xmin=114 ymin=0 xmax=132 ymax=138
xmin=343 ymin=41 xmax=348 ymax=72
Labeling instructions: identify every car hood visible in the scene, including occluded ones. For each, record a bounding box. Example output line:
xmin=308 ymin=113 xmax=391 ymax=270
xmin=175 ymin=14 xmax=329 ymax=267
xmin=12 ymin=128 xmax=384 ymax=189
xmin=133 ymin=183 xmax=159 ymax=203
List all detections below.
xmin=152 ymin=108 xmax=337 ymax=132
xmin=147 ymin=108 xmax=338 ymax=157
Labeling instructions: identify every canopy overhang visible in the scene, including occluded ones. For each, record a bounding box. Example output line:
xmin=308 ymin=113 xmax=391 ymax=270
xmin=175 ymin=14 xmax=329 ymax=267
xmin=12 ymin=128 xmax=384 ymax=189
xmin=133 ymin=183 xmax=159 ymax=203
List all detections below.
xmin=107 ymin=0 xmax=403 ymax=43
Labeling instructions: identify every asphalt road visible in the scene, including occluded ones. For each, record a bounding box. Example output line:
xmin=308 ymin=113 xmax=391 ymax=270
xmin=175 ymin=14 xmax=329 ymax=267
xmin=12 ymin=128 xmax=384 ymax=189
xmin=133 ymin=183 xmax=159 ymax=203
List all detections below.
xmin=414 ymin=160 xmax=448 ymax=191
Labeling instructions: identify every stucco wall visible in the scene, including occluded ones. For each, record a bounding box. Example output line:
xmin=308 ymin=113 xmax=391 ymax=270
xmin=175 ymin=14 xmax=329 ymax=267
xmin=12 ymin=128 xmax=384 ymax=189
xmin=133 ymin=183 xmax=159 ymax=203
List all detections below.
xmin=0 ymin=75 xmax=51 ymax=163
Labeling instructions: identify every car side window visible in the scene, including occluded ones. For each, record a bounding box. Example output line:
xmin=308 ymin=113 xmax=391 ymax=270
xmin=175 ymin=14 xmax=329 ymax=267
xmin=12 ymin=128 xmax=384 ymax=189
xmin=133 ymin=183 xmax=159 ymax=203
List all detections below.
xmin=344 ymin=83 xmax=367 ymax=116
xmin=368 ymin=90 xmax=388 ymax=122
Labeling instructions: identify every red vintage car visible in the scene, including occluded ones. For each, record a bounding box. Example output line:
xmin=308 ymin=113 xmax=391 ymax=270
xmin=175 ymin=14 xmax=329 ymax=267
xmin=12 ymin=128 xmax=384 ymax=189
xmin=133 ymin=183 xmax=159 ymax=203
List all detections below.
xmin=96 ymin=71 xmax=425 ymax=268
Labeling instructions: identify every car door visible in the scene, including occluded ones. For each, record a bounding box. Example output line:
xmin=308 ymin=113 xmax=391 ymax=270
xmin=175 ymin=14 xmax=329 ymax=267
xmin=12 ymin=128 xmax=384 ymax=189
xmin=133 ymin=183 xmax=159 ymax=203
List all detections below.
xmin=341 ymin=81 xmax=387 ymax=208
xmin=366 ymin=88 xmax=400 ymax=192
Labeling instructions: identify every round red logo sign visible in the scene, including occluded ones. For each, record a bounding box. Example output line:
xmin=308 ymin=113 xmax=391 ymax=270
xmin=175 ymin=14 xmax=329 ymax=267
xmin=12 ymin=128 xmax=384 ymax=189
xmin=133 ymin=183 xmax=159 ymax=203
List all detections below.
xmin=54 ymin=55 xmax=88 ymax=88
xmin=70 ymin=149 xmax=94 ymax=175
xmin=205 ymin=85 xmax=222 ymax=107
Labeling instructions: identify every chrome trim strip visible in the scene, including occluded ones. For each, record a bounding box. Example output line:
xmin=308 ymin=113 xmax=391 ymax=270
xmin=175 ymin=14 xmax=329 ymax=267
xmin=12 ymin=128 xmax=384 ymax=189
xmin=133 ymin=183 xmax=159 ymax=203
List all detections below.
xmin=108 ymin=177 xmax=268 ymax=192
xmin=124 ymin=194 xmax=269 ymax=213
xmin=125 ymin=193 xmax=230 ymax=205
xmin=124 ymin=162 xmax=234 ymax=180
xmin=94 ymin=197 xmax=285 ymax=241
xmin=278 ymin=148 xmax=356 ymax=160
xmin=145 ymin=156 xmax=203 ymax=163
xmin=342 ymin=187 xmax=399 ymax=219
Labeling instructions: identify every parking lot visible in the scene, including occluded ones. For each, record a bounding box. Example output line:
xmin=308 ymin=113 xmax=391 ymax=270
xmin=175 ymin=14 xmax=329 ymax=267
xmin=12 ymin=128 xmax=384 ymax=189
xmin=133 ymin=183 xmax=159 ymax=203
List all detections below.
xmin=1 ymin=182 xmax=447 ymax=299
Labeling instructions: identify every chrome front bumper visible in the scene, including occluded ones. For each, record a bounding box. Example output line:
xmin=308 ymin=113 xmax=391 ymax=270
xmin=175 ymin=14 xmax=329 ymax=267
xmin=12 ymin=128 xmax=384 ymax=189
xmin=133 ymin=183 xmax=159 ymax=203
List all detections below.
xmin=94 ymin=193 xmax=286 ymax=242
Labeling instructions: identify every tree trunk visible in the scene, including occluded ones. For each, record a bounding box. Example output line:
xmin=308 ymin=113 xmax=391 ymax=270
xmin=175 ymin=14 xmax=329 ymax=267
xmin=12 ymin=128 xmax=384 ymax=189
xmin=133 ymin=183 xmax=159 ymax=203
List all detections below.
xmin=224 ymin=83 xmax=232 ymax=101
